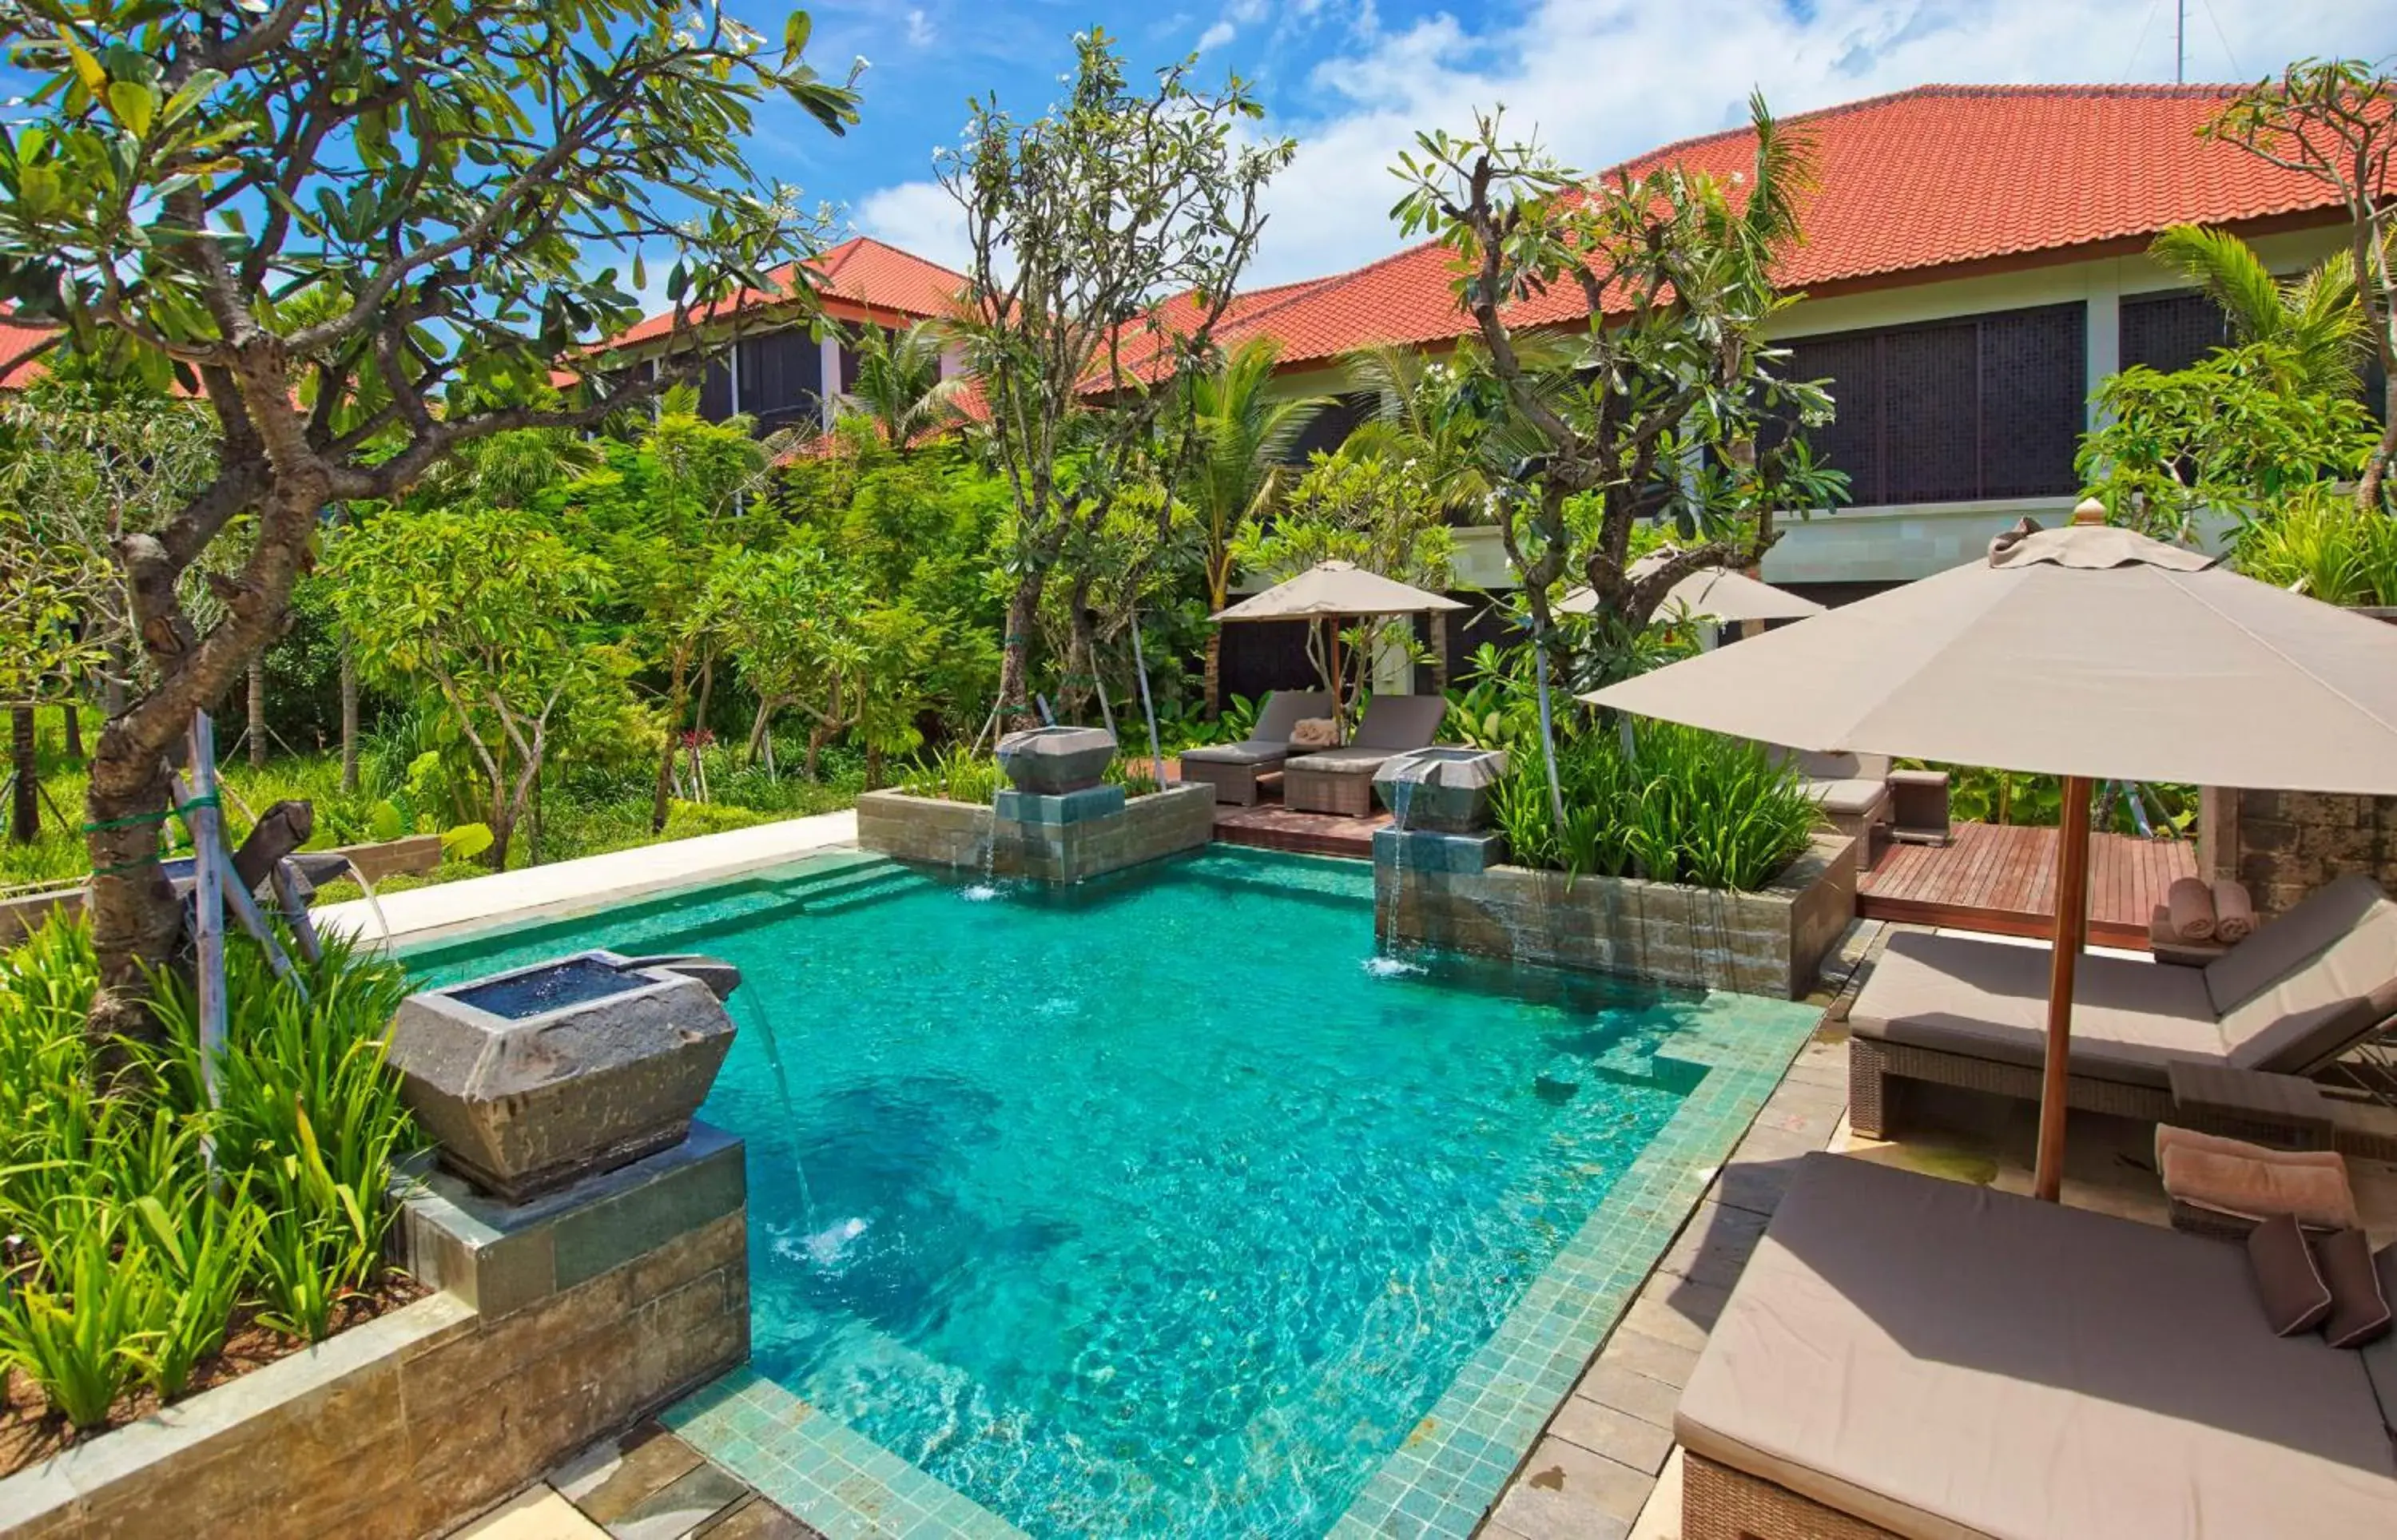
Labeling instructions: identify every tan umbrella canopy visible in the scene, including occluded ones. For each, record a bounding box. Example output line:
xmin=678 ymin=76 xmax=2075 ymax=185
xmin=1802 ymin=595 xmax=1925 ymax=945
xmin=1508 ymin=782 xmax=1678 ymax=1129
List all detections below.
xmin=1212 ymin=560 xmax=1465 ymax=622
xmin=1559 ymin=556 xmax=1827 ymax=625
xmin=1214 ymin=561 xmax=1464 ymax=721
xmin=1582 ymin=502 xmax=2397 ymax=1200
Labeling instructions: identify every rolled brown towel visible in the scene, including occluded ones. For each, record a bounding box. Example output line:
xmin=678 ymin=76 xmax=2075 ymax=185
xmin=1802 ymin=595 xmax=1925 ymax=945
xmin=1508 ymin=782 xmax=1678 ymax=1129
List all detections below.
xmin=2165 ymin=875 xmax=2217 ymax=942
xmin=2212 ymin=879 xmax=2256 ymax=943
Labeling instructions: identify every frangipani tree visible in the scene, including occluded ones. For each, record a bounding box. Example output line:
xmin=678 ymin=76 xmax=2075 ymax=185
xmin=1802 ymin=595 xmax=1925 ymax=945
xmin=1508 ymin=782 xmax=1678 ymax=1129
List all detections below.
xmin=0 ymin=0 xmax=859 ymax=1044
xmin=1389 ymin=95 xmax=1846 ymax=820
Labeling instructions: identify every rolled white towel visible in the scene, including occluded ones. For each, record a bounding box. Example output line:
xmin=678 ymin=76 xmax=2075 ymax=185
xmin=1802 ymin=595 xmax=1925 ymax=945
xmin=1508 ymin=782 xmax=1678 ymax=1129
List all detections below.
xmin=2212 ymin=880 xmax=2256 ymax=943
xmin=2165 ymin=875 xmax=2217 ymax=943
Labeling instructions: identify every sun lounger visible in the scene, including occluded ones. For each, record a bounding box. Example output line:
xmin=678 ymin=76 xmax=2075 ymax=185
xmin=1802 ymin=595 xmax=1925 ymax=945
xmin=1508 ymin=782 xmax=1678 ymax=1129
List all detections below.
xmin=1177 ymin=690 xmax=1334 ymax=805
xmin=1849 ymin=874 xmax=2397 ymax=1138
xmin=1678 ymin=1153 xmax=2397 ymax=1540
xmin=1771 ymin=747 xmax=1893 ymax=850
xmin=1281 ymin=695 xmax=1451 ymax=816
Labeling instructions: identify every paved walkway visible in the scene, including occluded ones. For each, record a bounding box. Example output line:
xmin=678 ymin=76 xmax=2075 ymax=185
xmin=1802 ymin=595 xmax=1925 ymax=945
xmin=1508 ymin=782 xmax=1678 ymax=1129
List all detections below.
xmin=452 ymin=1423 xmax=821 ymax=1540
xmin=316 ymin=808 xmax=857 ymax=947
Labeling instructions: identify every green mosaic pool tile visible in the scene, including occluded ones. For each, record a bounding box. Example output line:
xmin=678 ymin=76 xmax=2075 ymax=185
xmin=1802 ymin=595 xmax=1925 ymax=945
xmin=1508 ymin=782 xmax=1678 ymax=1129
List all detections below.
xmin=665 ymin=1367 xmax=1029 ymax=1539
xmin=1331 ymin=990 xmax=1821 ymax=1538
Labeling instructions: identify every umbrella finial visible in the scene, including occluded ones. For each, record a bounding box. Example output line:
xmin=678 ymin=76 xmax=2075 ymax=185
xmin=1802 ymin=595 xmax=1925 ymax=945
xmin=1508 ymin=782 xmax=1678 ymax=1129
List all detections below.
xmin=2072 ymin=497 xmax=2108 ymax=526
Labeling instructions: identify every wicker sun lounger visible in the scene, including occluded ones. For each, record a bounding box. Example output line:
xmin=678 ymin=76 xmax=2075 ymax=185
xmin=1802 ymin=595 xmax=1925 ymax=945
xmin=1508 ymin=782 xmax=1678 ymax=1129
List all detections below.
xmin=1679 ymin=1153 xmax=2397 ymax=1540
xmin=1176 ymin=690 xmax=1333 ymax=805
xmin=1849 ymin=874 xmax=2397 ymax=1139
xmin=1280 ymin=695 xmax=1450 ymax=817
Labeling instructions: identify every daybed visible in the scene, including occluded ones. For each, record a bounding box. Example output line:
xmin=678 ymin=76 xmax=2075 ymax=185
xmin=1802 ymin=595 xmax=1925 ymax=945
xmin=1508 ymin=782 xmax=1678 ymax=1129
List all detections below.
xmin=1849 ymin=874 xmax=2397 ymax=1138
xmin=1679 ymin=1152 xmax=2397 ymax=1540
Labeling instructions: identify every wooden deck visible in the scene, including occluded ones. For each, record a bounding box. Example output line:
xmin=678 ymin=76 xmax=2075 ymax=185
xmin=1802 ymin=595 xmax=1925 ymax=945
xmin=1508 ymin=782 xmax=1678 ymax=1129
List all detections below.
xmin=1857 ymin=822 xmax=2196 ymax=950
xmin=1205 ymin=772 xmax=1388 ymax=859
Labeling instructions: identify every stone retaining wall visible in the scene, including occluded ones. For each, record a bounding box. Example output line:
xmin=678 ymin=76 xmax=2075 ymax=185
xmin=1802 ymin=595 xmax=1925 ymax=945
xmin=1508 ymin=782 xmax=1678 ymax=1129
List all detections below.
xmin=2200 ymin=788 xmax=2397 ymax=919
xmin=1377 ymin=834 xmax=1856 ymax=998
xmin=854 ymin=790 xmax=992 ymax=869
xmin=856 ymin=784 xmax=1215 ymax=883
xmin=0 ymin=1129 xmax=749 ymax=1540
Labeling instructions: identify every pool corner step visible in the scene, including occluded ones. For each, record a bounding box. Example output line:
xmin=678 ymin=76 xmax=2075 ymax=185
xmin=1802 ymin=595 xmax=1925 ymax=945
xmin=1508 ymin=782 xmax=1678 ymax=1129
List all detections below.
xmin=792 ymin=867 xmax=918 ymax=915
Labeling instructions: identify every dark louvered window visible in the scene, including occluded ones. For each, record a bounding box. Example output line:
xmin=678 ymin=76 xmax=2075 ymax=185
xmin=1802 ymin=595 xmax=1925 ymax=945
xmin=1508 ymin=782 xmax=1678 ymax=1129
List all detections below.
xmin=737 ymin=327 xmax=825 ymax=431
xmin=1782 ymin=303 xmax=2085 ymax=505
xmin=2119 ymin=291 xmax=2232 ymax=376
xmin=697 ymin=357 xmax=733 ymax=423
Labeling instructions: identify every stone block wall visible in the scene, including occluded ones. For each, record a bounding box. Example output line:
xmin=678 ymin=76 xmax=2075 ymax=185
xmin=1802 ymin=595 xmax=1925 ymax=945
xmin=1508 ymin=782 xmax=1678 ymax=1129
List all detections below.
xmin=854 ymin=790 xmax=992 ymax=868
xmin=2199 ymin=787 xmax=2397 ymax=919
xmin=857 ymin=784 xmax=1215 ymax=883
xmin=1377 ymin=835 xmax=1855 ymax=998
xmin=0 ymin=1129 xmax=749 ymax=1540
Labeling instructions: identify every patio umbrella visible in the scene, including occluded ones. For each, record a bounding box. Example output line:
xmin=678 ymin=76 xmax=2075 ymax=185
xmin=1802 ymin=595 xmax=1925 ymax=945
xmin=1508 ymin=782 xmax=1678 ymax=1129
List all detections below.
xmin=1213 ymin=560 xmax=1464 ymax=724
xmin=1558 ymin=556 xmax=1827 ymax=625
xmin=1581 ymin=500 xmax=2397 ymax=1200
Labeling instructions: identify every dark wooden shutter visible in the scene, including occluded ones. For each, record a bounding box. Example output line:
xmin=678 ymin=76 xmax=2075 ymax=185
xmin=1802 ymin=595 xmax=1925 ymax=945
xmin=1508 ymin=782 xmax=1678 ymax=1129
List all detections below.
xmin=1882 ymin=321 xmax=1980 ymax=503
xmin=737 ymin=327 xmax=823 ymax=431
xmin=1978 ymin=303 xmax=2085 ymax=499
xmin=1785 ymin=331 xmax=1883 ymax=505
xmin=698 ymin=358 xmax=732 ymax=422
xmin=2119 ymin=291 xmax=2230 ymax=376
xmin=1282 ymin=392 xmax=1376 ymax=464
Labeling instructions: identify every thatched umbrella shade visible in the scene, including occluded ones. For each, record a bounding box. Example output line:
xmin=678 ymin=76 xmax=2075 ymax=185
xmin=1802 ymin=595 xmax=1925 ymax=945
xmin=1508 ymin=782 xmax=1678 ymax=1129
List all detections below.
xmin=1212 ymin=561 xmax=1464 ymax=724
xmin=1581 ymin=501 xmax=2397 ymax=1201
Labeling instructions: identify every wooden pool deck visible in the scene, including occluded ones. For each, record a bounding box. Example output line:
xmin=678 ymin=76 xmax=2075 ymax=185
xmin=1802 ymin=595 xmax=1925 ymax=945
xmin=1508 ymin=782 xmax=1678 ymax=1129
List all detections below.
xmin=1210 ymin=793 xmax=1389 ymax=859
xmin=1857 ymin=821 xmax=2196 ymax=951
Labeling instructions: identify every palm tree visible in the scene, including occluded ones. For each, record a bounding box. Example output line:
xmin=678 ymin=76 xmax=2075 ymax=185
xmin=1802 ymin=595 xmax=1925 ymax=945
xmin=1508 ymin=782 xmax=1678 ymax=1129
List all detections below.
xmin=1182 ymin=335 xmax=1329 ymax=714
xmin=1338 ymin=342 xmax=1494 ymax=512
xmin=2149 ymin=224 xmax=2364 ymax=395
xmin=837 ymin=319 xmax=965 ymax=453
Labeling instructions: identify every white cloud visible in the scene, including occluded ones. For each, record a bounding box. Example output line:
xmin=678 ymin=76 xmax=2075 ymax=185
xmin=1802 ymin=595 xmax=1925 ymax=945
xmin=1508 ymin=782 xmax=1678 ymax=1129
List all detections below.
xmin=854 ymin=178 xmax=975 ymax=275
xmin=1197 ymin=0 xmax=1272 ymax=52
xmin=1198 ymin=20 xmax=1238 ymax=50
xmin=1233 ymin=0 xmax=2390 ymax=285
xmin=905 ymin=8 xmax=936 ymax=46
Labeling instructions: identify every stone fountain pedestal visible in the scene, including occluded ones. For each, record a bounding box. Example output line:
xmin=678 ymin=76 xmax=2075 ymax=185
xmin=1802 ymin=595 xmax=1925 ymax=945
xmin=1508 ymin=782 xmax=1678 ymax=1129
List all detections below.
xmin=1372 ymin=747 xmax=1509 ymax=876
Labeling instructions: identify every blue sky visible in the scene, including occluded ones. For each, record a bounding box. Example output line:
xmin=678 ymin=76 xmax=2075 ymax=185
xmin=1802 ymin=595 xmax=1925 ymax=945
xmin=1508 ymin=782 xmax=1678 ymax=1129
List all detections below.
xmin=729 ymin=0 xmax=2397 ymax=290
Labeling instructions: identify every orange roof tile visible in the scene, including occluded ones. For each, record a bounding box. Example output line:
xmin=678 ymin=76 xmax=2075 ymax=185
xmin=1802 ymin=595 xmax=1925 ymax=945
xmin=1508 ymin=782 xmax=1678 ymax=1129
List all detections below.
xmin=599 ymin=234 xmax=968 ymax=351
xmin=0 ymin=312 xmax=58 ymax=387
xmin=1201 ymin=85 xmax=2351 ymax=370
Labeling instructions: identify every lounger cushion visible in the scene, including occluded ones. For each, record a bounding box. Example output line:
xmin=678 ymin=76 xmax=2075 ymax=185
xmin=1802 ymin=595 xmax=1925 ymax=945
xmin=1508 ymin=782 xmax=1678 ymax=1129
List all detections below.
xmin=1850 ymin=931 xmax=2220 ymax=1088
xmin=2206 ymin=876 xmax=2397 ymax=1073
xmin=1284 ymin=745 xmax=1393 ymax=776
xmin=1677 ymin=1153 xmax=2397 ymax=1540
xmin=1179 ymin=740 xmax=1290 ymax=768
xmin=1248 ymin=689 xmax=1334 ymax=744
xmin=1349 ymin=693 xmax=1449 ymax=751
xmin=1807 ymin=776 xmax=1890 ymax=819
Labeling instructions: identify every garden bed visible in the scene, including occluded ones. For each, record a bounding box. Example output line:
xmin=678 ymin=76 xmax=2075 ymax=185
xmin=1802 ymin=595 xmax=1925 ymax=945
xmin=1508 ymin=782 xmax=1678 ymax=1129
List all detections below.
xmin=0 ymin=1276 xmax=427 ymax=1481
xmin=1377 ymin=832 xmax=1857 ymax=998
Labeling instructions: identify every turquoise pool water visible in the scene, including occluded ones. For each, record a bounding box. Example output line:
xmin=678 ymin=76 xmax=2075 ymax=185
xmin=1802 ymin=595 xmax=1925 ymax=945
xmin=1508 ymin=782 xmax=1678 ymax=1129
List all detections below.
xmin=411 ymin=850 xmax=1727 ymax=1538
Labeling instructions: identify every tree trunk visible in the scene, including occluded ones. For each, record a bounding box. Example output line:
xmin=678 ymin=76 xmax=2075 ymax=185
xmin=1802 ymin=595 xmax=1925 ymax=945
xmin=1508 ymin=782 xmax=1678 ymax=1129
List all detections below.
xmin=688 ymin=657 xmax=715 ymax=802
xmin=9 ymin=706 xmax=37 ymax=845
xmin=805 ymin=722 xmax=829 ymax=780
xmin=995 ymin=574 xmax=1046 ymax=738
xmin=339 ymin=632 xmax=360 ymax=794
xmin=650 ymin=657 xmax=687 ymax=833
xmin=246 ymin=654 xmax=267 ymax=767
xmin=62 ymin=699 xmax=83 ymax=764
xmin=82 ymin=729 xmax=182 ymax=1061
xmin=2359 ymin=412 xmax=2397 ymax=518
xmin=865 ymin=742 xmax=884 ymax=790
xmin=1202 ymin=629 xmax=1223 ymax=720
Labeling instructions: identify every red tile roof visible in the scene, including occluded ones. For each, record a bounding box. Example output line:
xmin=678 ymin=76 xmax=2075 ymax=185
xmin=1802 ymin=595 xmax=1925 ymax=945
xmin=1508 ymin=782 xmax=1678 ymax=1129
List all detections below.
xmin=0 ymin=312 xmax=58 ymax=387
xmin=1199 ymin=85 xmax=2351 ymax=370
xmin=599 ymin=234 xmax=968 ymax=351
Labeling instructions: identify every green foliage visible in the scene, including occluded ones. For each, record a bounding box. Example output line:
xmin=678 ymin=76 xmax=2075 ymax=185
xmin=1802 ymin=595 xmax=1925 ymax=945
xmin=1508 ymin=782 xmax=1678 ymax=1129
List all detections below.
xmin=1490 ymin=723 xmax=1818 ymax=891
xmin=1920 ymin=763 xmax=2197 ymax=839
xmin=661 ymin=800 xmax=776 ymax=841
xmin=837 ymin=320 xmax=968 ymax=451
xmin=2079 ymin=340 xmax=2376 ymax=542
xmin=2146 ymin=225 xmax=2363 ymax=395
xmin=0 ymin=915 xmax=421 ymax=1425
xmin=902 ymin=748 xmax=1005 ymax=804
xmin=2231 ymin=482 xmax=2397 ymax=605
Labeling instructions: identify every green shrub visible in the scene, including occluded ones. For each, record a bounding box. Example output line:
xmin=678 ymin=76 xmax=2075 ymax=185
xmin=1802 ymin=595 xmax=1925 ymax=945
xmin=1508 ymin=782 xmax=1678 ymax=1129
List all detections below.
xmin=1493 ymin=723 xmax=1819 ymax=891
xmin=901 ymin=746 xmax=1004 ymax=804
xmin=660 ymin=799 xmax=775 ymax=841
xmin=0 ymin=914 xmax=423 ymax=1424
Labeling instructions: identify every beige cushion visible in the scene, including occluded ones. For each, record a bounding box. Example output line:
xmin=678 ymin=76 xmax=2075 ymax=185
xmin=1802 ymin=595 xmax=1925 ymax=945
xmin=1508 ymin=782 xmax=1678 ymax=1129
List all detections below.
xmin=1850 ymin=931 xmax=2220 ymax=1088
xmin=2204 ymin=875 xmax=2395 ymax=1015
xmin=1676 ymin=1153 xmax=2397 ymax=1540
xmin=1286 ymin=746 xmax=1393 ymax=776
xmin=1808 ymin=776 xmax=1891 ymax=819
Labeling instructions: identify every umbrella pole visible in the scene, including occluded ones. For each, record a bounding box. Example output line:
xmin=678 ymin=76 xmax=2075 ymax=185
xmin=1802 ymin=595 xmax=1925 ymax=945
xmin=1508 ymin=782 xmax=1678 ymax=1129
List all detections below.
xmin=2033 ymin=775 xmax=2096 ymax=1202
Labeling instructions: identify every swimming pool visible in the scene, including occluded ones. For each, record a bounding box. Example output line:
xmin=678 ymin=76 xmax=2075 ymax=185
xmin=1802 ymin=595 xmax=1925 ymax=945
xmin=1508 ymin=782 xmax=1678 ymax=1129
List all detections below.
xmin=410 ymin=847 xmax=1819 ymax=1538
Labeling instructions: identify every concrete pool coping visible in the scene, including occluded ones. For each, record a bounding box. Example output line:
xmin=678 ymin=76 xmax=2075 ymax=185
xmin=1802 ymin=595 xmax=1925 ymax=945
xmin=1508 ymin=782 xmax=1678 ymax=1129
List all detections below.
xmin=319 ymin=808 xmax=859 ymax=948
xmin=401 ymin=838 xmax=1826 ymax=1539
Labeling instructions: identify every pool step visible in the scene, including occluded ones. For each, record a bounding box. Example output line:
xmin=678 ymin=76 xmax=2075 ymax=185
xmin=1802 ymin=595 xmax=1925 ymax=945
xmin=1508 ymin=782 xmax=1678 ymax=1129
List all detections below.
xmin=792 ymin=867 xmax=919 ymax=915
